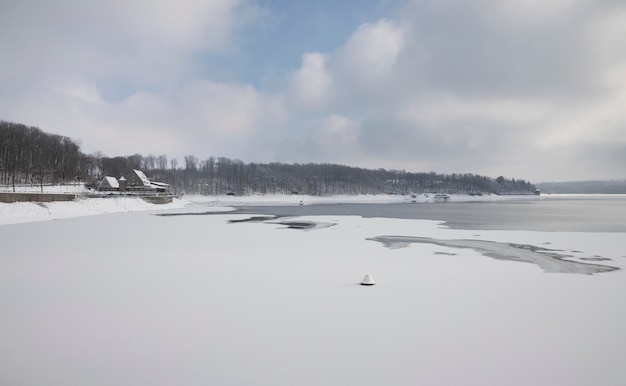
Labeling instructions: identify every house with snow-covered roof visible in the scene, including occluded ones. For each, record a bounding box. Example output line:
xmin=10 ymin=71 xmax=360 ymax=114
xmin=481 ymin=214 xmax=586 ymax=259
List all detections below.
xmin=96 ymin=170 xmax=170 ymax=193
xmin=126 ymin=169 xmax=151 ymax=189
xmin=97 ymin=176 xmax=119 ymax=191
xmin=95 ymin=170 xmax=173 ymax=202
xmin=123 ymin=169 xmax=171 ymax=193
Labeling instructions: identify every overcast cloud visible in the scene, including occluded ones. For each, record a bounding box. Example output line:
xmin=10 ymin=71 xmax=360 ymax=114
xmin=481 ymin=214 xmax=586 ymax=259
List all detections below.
xmin=1 ymin=0 xmax=625 ymax=182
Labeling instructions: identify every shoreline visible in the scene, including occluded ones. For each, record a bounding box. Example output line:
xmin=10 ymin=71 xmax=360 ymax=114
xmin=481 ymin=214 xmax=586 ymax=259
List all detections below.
xmin=0 ymin=193 xmax=540 ymax=226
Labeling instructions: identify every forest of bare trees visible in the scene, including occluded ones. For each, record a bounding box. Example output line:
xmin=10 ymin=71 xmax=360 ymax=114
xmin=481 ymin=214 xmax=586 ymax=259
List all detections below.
xmin=1 ymin=120 xmax=536 ymax=195
xmin=0 ymin=121 xmax=84 ymax=191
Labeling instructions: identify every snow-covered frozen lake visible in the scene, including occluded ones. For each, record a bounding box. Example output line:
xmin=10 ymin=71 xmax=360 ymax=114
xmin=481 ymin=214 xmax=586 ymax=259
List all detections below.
xmin=1 ymin=195 xmax=625 ymax=385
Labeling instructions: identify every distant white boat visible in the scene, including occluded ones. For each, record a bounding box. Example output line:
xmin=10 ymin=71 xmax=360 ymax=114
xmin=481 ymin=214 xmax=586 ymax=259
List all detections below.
xmin=434 ymin=193 xmax=450 ymax=201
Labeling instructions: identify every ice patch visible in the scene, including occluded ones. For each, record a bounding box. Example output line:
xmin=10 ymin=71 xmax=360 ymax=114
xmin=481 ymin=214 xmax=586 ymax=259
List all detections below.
xmin=367 ymin=235 xmax=618 ymax=275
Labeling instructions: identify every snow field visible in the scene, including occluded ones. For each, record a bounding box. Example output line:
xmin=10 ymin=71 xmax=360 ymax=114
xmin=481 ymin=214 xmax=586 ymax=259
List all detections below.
xmin=1 ymin=204 xmax=625 ymax=385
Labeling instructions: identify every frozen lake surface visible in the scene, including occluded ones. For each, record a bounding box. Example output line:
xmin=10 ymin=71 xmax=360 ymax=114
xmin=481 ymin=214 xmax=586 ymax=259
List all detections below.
xmin=1 ymin=196 xmax=625 ymax=385
xmin=235 ymin=195 xmax=626 ymax=232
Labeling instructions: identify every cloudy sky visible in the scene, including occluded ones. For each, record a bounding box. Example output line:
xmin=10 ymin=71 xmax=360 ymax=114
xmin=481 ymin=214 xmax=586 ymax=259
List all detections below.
xmin=1 ymin=0 xmax=625 ymax=182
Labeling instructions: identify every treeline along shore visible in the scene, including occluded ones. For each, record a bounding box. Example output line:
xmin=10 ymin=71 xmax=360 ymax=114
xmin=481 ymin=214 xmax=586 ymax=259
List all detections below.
xmin=1 ymin=120 xmax=536 ymax=196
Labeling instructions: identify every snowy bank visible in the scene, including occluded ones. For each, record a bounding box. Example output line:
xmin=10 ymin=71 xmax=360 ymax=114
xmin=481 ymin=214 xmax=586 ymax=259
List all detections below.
xmin=0 ymin=184 xmax=90 ymax=194
xmin=0 ymin=197 xmax=187 ymax=225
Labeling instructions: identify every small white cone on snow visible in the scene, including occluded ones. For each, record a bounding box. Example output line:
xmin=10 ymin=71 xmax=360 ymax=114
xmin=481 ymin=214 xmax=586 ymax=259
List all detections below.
xmin=361 ymin=273 xmax=375 ymax=286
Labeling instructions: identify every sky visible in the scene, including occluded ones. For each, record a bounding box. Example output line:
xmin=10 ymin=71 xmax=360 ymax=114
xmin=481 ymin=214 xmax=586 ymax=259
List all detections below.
xmin=1 ymin=0 xmax=625 ymax=183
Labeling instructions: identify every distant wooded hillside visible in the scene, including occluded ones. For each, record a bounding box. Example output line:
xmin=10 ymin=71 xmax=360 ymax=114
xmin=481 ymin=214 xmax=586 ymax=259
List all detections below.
xmin=1 ymin=120 xmax=536 ymax=195
xmin=536 ymin=180 xmax=626 ymax=194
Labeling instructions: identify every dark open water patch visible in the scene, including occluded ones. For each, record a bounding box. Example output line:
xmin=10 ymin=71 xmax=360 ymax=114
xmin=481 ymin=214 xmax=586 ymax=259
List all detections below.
xmin=367 ymin=235 xmax=619 ymax=275
xmin=155 ymin=210 xmax=243 ymax=217
xmin=434 ymin=251 xmax=458 ymax=256
xmin=275 ymin=221 xmax=323 ymax=230
xmin=229 ymin=216 xmax=336 ymax=231
xmin=155 ymin=210 xmax=335 ymax=231
xmin=228 ymin=215 xmax=278 ymax=223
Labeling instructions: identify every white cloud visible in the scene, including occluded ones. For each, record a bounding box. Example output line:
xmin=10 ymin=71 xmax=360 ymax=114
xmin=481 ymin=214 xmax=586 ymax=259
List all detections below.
xmin=336 ymin=19 xmax=405 ymax=82
xmin=54 ymin=80 xmax=104 ymax=106
xmin=0 ymin=0 xmax=263 ymax=93
xmin=107 ymin=82 xmax=286 ymax=158
xmin=288 ymin=53 xmax=332 ymax=110
xmin=2 ymin=78 xmax=287 ymax=161
xmin=287 ymin=19 xmax=405 ymax=113
xmin=400 ymin=96 xmax=551 ymax=130
xmin=493 ymin=0 xmax=576 ymax=23
xmin=119 ymin=0 xmax=240 ymax=52
xmin=535 ymin=89 xmax=626 ymax=151
xmin=314 ymin=114 xmax=361 ymax=154
xmin=179 ymin=81 xmax=288 ymax=140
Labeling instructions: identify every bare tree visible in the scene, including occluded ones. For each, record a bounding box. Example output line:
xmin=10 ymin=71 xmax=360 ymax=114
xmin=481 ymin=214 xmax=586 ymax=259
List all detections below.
xmin=142 ymin=154 xmax=156 ymax=171
xmin=156 ymin=154 xmax=168 ymax=170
